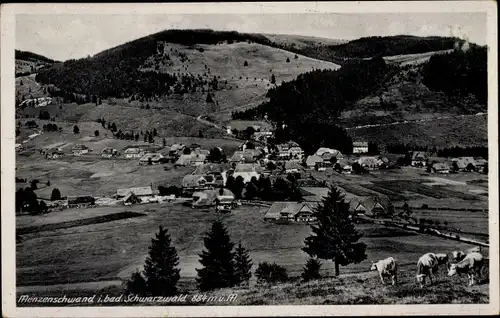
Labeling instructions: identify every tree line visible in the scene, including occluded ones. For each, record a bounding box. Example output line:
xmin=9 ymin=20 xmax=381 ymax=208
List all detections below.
xmin=125 ymin=185 xmax=366 ymax=297
xmin=385 ymin=143 xmax=488 ymax=159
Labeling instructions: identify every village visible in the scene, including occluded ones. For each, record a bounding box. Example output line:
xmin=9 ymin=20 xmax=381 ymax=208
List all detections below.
xmin=15 ymin=118 xmax=489 ymax=229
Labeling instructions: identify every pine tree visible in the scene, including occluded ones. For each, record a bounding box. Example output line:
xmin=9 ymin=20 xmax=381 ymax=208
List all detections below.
xmin=271 ymin=74 xmax=276 ymax=84
xmin=301 ymin=258 xmax=322 ymax=282
xmin=196 ymin=220 xmax=236 ymax=291
xmin=302 ymin=185 xmax=367 ymax=276
xmin=143 ymin=226 xmax=180 ymax=296
xmin=51 ymin=188 xmax=62 ymax=201
xmin=73 ymin=125 xmax=80 ymax=134
xmin=234 ymin=243 xmax=253 ymax=286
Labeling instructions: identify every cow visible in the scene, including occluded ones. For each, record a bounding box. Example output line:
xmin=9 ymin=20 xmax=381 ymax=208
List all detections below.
xmin=370 ymin=257 xmax=397 ymax=285
xmin=416 ymin=253 xmax=439 ymax=287
xmin=435 ymin=253 xmax=449 ymax=266
xmin=451 ymin=250 xmax=466 ymax=262
xmin=448 ymin=252 xmax=484 ymax=286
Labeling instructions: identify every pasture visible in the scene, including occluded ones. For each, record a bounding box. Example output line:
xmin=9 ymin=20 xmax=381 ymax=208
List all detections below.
xmin=16 ymin=203 xmax=486 ymax=292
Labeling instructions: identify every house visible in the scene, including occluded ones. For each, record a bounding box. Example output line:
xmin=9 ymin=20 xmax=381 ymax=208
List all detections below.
xmin=315 ymin=161 xmax=333 ymax=171
xmin=72 ymin=144 xmax=90 ymax=156
xmin=175 ymin=154 xmax=192 ymax=166
xmin=190 ymin=153 xmax=207 ymax=166
xmin=356 ymin=157 xmax=383 ymax=170
xmin=205 ymin=172 xmax=225 ymax=188
xmin=432 ymin=162 xmax=451 ymax=174
xmin=285 ymin=161 xmax=302 ymax=173
xmin=352 ymin=196 xmax=393 ymax=217
xmin=182 ymin=175 xmax=209 ymax=191
xmin=192 ymin=189 xmax=235 ymax=208
xmin=276 ymin=141 xmax=304 ymax=160
xmin=232 ymin=163 xmax=261 ymax=183
xmin=264 ymin=202 xmax=316 ymax=222
xmin=169 ymin=143 xmax=185 ymax=158
xmin=453 ymin=157 xmax=477 ymax=171
xmin=411 ymin=151 xmax=429 ymax=167
xmin=315 ymin=148 xmax=344 ymax=160
xmin=229 ymin=150 xmax=261 ymax=164
xmin=305 ymin=155 xmax=323 ymax=169
xmin=139 ymin=152 xmax=164 ymax=165
xmin=253 ymin=131 xmax=273 ymax=142
xmin=353 ymin=141 xmax=369 ymax=154
xmin=474 ymin=158 xmax=488 ymax=168
xmin=45 ymin=148 xmax=65 ymax=159
xmin=101 ymin=147 xmax=118 ymax=158
xmin=342 ymin=165 xmax=353 ymax=174
xmin=193 ymin=148 xmax=210 ymax=157
xmin=67 ymin=195 xmax=95 ymax=208
xmin=123 ymin=192 xmax=141 ymax=205
xmin=124 ymin=147 xmax=145 ymax=159
xmin=116 ymin=186 xmax=154 ymax=199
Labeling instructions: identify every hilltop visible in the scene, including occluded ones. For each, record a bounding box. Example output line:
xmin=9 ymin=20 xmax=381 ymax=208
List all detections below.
xmin=15 ymin=50 xmax=58 ymax=77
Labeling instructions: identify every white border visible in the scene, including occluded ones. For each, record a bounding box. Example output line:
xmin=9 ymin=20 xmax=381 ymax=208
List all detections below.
xmin=1 ymin=2 xmax=498 ymax=317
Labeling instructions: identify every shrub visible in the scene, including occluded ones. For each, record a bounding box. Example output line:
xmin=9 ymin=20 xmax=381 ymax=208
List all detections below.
xmin=301 ymin=258 xmax=322 ymax=282
xmin=255 ymin=262 xmax=288 ymax=285
xmin=51 ymin=188 xmax=62 ymax=201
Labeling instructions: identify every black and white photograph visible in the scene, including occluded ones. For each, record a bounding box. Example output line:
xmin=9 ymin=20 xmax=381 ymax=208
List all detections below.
xmin=1 ymin=2 xmax=498 ymax=317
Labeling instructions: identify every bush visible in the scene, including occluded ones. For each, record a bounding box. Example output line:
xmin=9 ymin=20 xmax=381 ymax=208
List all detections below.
xmin=51 ymin=188 xmax=62 ymax=201
xmin=301 ymin=258 xmax=322 ymax=282
xmin=255 ymin=262 xmax=288 ymax=285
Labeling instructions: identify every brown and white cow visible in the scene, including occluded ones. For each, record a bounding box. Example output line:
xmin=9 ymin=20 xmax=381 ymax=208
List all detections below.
xmin=451 ymin=250 xmax=466 ymax=262
xmin=370 ymin=257 xmax=398 ymax=285
xmin=416 ymin=253 xmax=439 ymax=287
xmin=447 ymin=252 xmax=484 ymax=286
xmin=435 ymin=253 xmax=449 ymax=266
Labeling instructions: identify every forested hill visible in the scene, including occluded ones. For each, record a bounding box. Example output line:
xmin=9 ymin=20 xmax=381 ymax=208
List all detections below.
xmin=15 ymin=50 xmax=58 ymax=64
xmin=15 ymin=50 xmax=58 ymax=77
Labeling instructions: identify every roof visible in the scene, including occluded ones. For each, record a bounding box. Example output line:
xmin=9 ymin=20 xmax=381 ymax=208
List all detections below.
xmin=230 ymin=151 xmax=256 ymax=163
xmin=232 ymin=171 xmax=260 ymax=183
xmin=124 ymin=148 xmax=143 ymax=154
xmin=355 ymin=196 xmax=393 ymax=214
xmin=123 ymin=192 xmax=141 ymax=203
xmin=315 ymin=148 xmax=343 ymax=157
xmin=353 ymin=141 xmax=368 ymax=147
xmin=193 ymin=189 xmax=234 ymax=206
xmin=182 ymin=174 xmax=206 ymax=188
xmin=193 ymin=149 xmax=210 ymax=156
xmin=191 ymin=154 xmax=206 ymax=163
xmin=357 ymin=157 xmax=382 ymax=167
xmin=175 ymin=154 xmax=193 ymax=165
xmin=140 ymin=153 xmax=164 ymax=161
xmin=300 ymin=187 xmax=330 ymax=202
xmin=278 ymin=141 xmax=300 ymax=149
xmin=306 ymin=155 xmax=323 ymax=166
xmin=72 ymin=144 xmax=88 ymax=150
xmin=265 ymin=202 xmax=314 ymax=219
xmin=170 ymin=144 xmax=185 ymax=151
xmin=433 ymin=162 xmax=451 ymax=170
xmin=285 ymin=161 xmax=302 ymax=170
xmin=116 ymin=186 xmax=153 ymax=197
xmin=411 ymin=151 xmax=428 ymax=161
xmin=235 ymin=163 xmax=258 ymax=173
xmin=193 ymin=163 xmax=230 ymax=174
xmin=455 ymin=157 xmax=476 ymax=169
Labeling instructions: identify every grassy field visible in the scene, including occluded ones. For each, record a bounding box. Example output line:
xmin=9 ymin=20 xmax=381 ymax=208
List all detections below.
xmin=16 ymin=203 xmax=486 ymax=290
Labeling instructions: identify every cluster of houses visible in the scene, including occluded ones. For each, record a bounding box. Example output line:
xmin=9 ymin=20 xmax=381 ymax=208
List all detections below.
xmin=410 ymin=152 xmax=487 ymax=174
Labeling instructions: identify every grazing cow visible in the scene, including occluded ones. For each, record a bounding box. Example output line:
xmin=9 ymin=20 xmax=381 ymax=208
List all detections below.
xmin=452 ymin=250 xmax=466 ymax=262
xmin=448 ymin=252 xmax=484 ymax=286
xmin=370 ymin=257 xmax=398 ymax=285
xmin=435 ymin=253 xmax=449 ymax=266
xmin=416 ymin=253 xmax=439 ymax=287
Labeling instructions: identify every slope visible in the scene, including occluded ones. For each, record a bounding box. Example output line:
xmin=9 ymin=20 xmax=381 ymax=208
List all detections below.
xmin=15 ymin=50 xmax=57 ymax=77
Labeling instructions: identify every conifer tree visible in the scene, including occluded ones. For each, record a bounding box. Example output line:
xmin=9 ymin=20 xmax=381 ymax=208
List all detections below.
xmin=234 ymin=242 xmax=253 ymax=286
xmin=301 ymin=258 xmax=322 ymax=282
xmin=196 ymin=220 xmax=236 ymax=291
xmin=143 ymin=225 xmax=180 ymax=296
xmin=302 ymin=185 xmax=367 ymax=276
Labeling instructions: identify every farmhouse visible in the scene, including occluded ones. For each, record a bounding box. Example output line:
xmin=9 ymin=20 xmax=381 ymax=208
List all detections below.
xmin=139 ymin=152 xmax=164 ymax=165
xmin=124 ymin=147 xmax=145 ymax=159
xmin=474 ymin=158 xmax=488 ymax=168
xmin=353 ymin=141 xmax=369 ymax=154
xmin=356 ymin=156 xmax=383 ymax=170
xmin=191 ymin=189 xmax=235 ymax=209
xmin=45 ymin=148 xmax=65 ymax=159
xmin=411 ymin=151 xmax=429 ymax=167
xmin=72 ymin=144 xmax=90 ymax=156
xmin=116 ymin=186 xmax=154 ymax=199
xmin=191 ymin=153 xmax=207 ymax=166
xmin=229 ymin=150 xmax=259 ymax=164
xmin=182 ymin=174 xmax=209 ymax=191
xmin=264 ymin=202 xmax=316 ymax=222
xmin=101 ymin=147 xmax=118 ymax=158
xmin=276 ymin=141 xmax=304 ymax=160
xmin=432 ymin=162 xmax=451 ymax=174
xmin=454 ymin=157 xmax=477 ymax=171
xmin=285 ymin=161 xmax=302 ymax=173
xmin=352 ymin=196 xmax=393 ymax=217
xmin=232 ymin=163 xmax=262 ymax=183
xmin=67 ymin=195 xmax=95 ymax=208
xmin=123 ymin=192 xmax=141 ymax=205
xmin=169 ymin=143 xmax=185 ymax=158
xmin=306 ymin=155 xmax=323 ymax=169
xmin=315 ymin=147 xmax=344 ymax=160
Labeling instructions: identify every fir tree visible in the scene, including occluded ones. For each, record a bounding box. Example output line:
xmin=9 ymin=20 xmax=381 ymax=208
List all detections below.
xmin=125 ymin=270 xmax=147 ymax=296
xmin=196 ymin=220 xmax=236 ymax=291
xmin=143 ymin=226 xmax=180 ymax=296
xmin=73 ymin=125 xmax=80 ymax=134
xmin=301 ymin=258 xmax=322 ymax=282
xmin=234 ymin=243 xmax=253 ymax=286
xmin=302 ymin=185 xmax=367 ymax=276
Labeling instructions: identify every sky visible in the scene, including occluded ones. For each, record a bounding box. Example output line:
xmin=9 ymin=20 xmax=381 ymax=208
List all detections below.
xmin=16 ymin=12 xmax=487 ymax=61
